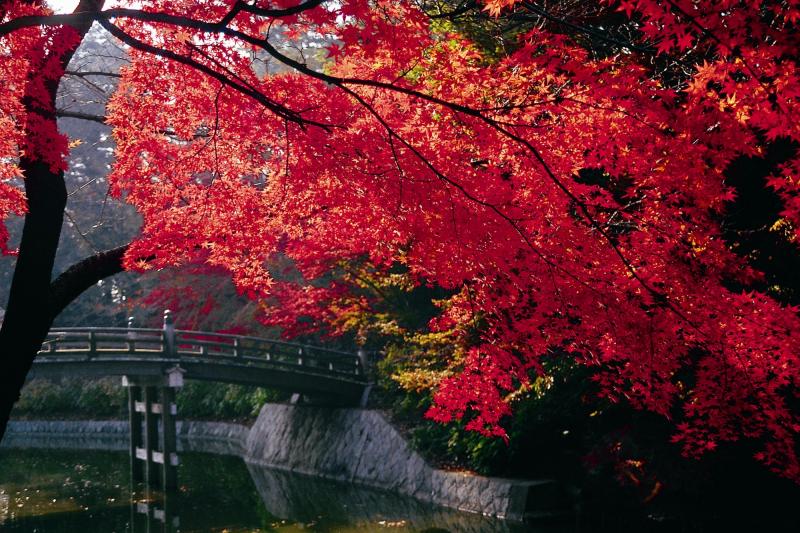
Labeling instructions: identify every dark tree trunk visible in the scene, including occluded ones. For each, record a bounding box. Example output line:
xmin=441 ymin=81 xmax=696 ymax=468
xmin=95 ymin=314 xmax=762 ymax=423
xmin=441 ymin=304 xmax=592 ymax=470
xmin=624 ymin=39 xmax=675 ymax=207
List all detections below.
xmin=0 ymin=0 xmax=105 ymax=442
xmin=0 ymin=160 xmax=68 ymax=442
xmin=0 ymin=234 xmax=127 ymax=441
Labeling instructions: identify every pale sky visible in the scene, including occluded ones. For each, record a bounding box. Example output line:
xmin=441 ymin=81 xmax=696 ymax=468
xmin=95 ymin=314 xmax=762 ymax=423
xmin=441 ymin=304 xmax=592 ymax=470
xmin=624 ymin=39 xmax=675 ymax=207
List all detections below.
xmin=47 ymin=0 xmax=81 ymax=14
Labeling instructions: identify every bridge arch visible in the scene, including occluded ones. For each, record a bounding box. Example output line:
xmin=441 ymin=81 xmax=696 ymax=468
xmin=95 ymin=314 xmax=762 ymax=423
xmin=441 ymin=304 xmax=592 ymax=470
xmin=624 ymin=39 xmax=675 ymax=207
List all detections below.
xmin=31 ymin=313 xmax=368 ymax=405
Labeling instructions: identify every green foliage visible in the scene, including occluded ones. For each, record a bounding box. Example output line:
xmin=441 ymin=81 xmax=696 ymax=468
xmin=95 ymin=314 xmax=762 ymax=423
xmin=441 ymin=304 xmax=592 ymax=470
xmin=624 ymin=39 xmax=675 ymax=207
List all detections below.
xmin=14 ymin=379 xmax=126 ymax=419
xmin=14 ymin=378 xmax=281 ymax=421
xmin=409 ymin=417 xmax=507 ymax=475
xmin=176 ymin=382 xmax=284 ymax=420
xmin=423 ymin=1 xmax=528 ymax=60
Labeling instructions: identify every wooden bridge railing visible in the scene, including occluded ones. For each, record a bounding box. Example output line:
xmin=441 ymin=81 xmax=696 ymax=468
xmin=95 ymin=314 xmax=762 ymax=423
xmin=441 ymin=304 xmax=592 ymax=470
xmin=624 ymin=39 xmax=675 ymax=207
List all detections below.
xmin=38 ymin=311 xmax=364 ymax=378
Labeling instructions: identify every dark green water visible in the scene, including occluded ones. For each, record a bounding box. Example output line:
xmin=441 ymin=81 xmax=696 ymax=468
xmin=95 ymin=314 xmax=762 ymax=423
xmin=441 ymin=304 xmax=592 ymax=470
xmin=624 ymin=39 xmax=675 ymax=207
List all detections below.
xmin=0 ymin=449 xmax=556 ymax=532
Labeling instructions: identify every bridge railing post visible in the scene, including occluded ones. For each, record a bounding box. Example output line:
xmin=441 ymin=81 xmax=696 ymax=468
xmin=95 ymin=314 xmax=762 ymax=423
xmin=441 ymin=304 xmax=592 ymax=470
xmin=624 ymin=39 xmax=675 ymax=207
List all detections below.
xmin=297 ymin=347 xmax=304 ymax=366
xmin=357 ymin=348 xmax=368 ymax=376
xmin=163 ymin=310 xmax=176 ymax=357
xmin=127 ymin=316 xmax=136 ymax=353
xmin=87 ymin=330 xmax=96 ymax=359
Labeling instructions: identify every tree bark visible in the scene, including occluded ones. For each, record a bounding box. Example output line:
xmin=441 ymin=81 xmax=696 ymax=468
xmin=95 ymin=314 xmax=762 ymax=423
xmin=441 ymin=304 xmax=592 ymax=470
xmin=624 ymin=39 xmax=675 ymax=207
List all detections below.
xmin=0 ymin=159 xmax=68 ymax=442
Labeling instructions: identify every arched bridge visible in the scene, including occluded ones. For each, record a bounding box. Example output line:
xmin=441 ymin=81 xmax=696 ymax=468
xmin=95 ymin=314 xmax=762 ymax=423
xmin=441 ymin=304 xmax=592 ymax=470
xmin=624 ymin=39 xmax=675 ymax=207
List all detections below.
xmin=28 ymin=311 xmax=371 ymax=490
xmin=30 ymin=317 xmax=368 ymax=405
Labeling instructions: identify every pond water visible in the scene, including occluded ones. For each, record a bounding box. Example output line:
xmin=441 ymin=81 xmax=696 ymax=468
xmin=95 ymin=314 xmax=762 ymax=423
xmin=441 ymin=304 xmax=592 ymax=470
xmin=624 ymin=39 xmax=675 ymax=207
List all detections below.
xmin=0 ymin=448 xmax=564 ymax=533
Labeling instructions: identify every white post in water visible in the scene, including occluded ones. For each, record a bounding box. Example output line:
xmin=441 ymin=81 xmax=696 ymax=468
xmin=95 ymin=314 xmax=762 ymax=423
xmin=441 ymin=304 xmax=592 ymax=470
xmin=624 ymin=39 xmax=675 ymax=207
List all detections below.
xmin=123 ymin=367 xmax=184 ymax=492
xmin=161 ymin=366 xmax=184 ymax=490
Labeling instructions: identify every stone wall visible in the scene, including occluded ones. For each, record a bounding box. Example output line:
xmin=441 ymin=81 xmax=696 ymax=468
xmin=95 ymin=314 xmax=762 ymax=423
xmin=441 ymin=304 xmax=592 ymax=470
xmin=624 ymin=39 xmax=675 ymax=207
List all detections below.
xmin=2 ymin=420 xmax=130 ymax=451
xmin=179 ymin=421 xmax=249 ymax=456
xmin=245 ymin=404 xmax=570 ymax=521
xmin=2 ymin=420 xmax=249 ymax=456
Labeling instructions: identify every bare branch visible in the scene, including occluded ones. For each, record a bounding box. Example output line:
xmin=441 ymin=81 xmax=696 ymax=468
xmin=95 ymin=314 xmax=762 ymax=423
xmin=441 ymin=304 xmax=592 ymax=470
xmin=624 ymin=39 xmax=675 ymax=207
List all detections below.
xmin=64 ymin=70 xmax=122 ymax=78
xmin=56 ymin=109 xmax=107 ymax=124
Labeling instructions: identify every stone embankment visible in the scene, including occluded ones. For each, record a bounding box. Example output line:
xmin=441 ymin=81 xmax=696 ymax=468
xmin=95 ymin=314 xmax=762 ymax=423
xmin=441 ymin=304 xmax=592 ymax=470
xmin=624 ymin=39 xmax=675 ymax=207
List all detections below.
xmin=4 ymin=404 xmax=570 ymax=521
xmin=245 ymin=404 xmax=569 ymax=521
xmin=3 ymin=419 xmax=248 ymax=456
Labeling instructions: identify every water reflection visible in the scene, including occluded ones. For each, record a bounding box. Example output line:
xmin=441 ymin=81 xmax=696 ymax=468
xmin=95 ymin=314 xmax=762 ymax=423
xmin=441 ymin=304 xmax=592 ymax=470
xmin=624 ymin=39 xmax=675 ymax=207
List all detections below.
xmin=0 ymin=449 xmax=132 ymax=532
xmin=246 ymin=464 xmax=542 ymax=533
xmin=131 ymin=487 xmax=180 ymax=533
xmin=0 ymin=448 xmax=559 ymax=532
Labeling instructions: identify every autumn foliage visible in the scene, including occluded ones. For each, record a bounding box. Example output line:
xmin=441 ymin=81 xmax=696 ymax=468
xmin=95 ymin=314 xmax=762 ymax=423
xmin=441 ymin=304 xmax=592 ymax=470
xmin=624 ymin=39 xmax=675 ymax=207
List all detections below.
xmin=1 ymin=0 xmax=800 ymax=479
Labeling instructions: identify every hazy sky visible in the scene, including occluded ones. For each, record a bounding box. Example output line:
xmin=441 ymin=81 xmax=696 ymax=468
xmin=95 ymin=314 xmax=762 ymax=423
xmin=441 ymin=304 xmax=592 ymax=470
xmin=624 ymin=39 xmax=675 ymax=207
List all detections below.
xmin=47 ymin=1 xmax=81 ymax=14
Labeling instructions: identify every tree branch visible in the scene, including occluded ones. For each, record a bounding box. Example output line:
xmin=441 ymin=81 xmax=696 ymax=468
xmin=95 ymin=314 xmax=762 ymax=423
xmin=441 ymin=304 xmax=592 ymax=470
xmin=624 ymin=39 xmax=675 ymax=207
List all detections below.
xmin=423 ymin=0 xmax=478 ymax=19
xmin=0 ymin=12 xmax=93 ymax=37
xmin=49 ymin=244 xmax=128 ymax=320
xmin=239 ymin=0 xmax=327 ymax=18
xmin=56 ymin=109 xmax=107 ymax=124
xmin=65 ymin=69 xmax=121 ymax=78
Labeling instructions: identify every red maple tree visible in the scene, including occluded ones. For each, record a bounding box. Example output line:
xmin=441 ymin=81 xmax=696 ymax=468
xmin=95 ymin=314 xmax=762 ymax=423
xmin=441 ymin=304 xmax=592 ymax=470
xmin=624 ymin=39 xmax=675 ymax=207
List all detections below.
xmin=0 ymin=0 xmax=798 ymax=480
